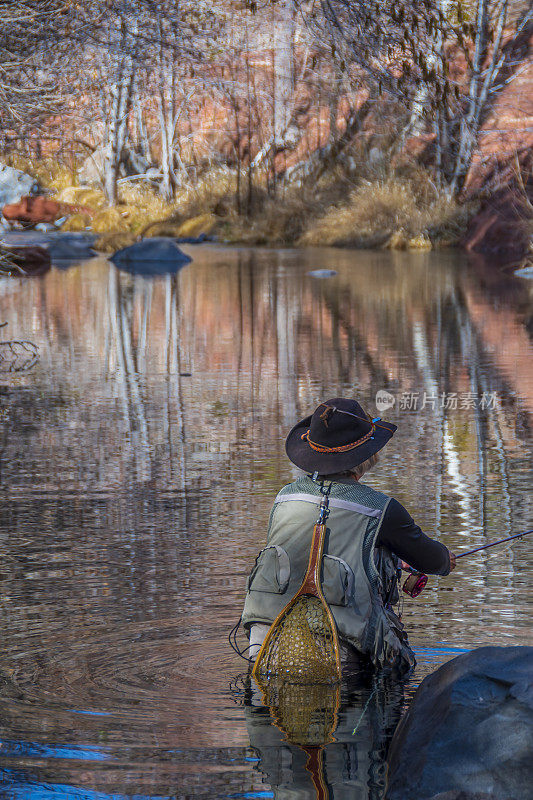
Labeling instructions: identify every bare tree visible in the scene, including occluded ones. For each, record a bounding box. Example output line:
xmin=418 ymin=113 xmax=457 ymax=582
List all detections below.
xmin=446 ymin=2 xmax=533 ymax=196
xmin=302 ymin=0 xmax=533 ymax=196
xmin=103 ymin=22 xmax=138 ymax=204
xmin=272 ymin=0 xmax=297 ymax=148
xmin=0 ymin=1 xmax=75 ymax=150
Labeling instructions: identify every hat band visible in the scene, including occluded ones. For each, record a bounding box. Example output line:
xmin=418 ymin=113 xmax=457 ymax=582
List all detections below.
xmin=301 ymin=424 xmax=375 ymax=453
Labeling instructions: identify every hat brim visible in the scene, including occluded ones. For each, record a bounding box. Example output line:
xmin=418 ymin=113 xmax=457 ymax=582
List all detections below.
xmin=285 ymin=414 xmax=397 ymax=474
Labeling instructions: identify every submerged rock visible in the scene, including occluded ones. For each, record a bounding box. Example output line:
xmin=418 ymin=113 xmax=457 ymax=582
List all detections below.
xmin=45 ymin=234 xmax=97 ymax=268
xmin=174 ymin=233 xmax=213 ymax=244
xmin=110 ymin=237 xmax=192 ymax=276
xmin=385 ymin=646 xmax=533 ymax=800
xmin=307 ymin=269 xmax=337 ymax=278
xmin=514 ymin=264 xmax=533 ymax=279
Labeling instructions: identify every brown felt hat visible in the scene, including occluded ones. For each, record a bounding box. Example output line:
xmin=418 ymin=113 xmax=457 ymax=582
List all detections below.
xmin=285 ymin=397 xmax=397 ymax=474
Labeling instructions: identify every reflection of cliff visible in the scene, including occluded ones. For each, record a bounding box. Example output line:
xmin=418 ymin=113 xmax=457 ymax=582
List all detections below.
xmin=463 ymin=289 xmax=533 ymax=418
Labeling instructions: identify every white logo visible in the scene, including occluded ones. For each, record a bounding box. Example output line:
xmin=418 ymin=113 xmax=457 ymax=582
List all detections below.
xmin=375 ymin=390 xmax=395 ymax=412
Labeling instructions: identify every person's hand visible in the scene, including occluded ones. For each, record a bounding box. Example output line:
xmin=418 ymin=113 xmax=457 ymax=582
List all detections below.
xmin=448 ymin=550 xmax=457 ymax=572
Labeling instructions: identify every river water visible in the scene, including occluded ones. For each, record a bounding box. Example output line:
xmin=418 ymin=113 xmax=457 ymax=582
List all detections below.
xmin=0 ymin=242 xmax=531 ymax=799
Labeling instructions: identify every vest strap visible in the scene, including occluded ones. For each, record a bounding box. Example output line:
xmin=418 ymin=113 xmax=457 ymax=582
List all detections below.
xmin=274 ymin=492 xmax=383 ymax=519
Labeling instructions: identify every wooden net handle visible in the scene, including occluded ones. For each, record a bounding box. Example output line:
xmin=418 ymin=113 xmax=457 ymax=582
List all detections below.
xmin=297 ymin=523 xmax=326 ymax=597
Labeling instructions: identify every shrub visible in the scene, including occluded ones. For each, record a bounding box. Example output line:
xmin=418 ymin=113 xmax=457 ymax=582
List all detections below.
xmin=299 ymin=175 xmax=475 ymax=248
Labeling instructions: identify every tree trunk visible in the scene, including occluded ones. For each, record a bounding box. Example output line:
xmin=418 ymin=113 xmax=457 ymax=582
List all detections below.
xmin=158 ymin=69 xmax=173 ymax=202
xmin=282 ymin=98 xmax=371 ymax=185
xmin=134 ymin=93 xmax=151 ymax=163
xmin=104 ymin=56 xmax=136 ymax=205
xmin=404 ymin=0 xmax=453 ymax=141
xmin=448 ymin=0 xmax=509 ymax=197
xmin=273 ymin=0 xmax=296 ymax=147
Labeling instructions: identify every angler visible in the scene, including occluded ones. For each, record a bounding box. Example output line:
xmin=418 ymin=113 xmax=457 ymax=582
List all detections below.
xmin=241 ymin=397 xmax=456 ymax=675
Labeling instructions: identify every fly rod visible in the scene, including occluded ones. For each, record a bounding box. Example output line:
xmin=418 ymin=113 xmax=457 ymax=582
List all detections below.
xmin=455 ymin=528 xmax=533 ymax=559
xmin=402 ymin=527 xmax=533 ymax=598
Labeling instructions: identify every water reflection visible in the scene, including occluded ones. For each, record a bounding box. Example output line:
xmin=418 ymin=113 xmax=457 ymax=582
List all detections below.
xmin=0 ymin=245 xmax=531 ymax=797
xmin=244 ymin=672 xmax=404 ymax=800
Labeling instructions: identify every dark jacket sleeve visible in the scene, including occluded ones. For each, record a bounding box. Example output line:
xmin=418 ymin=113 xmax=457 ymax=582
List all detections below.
xmin=377 ymin=498 xmax=451 ymax=576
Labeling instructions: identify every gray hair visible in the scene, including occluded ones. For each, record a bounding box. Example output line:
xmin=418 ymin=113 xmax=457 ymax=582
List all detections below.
xmin=321 ymin=452 xmax=380 ymax=483
xmin=351 ymin=452 xmax=379 ymax=480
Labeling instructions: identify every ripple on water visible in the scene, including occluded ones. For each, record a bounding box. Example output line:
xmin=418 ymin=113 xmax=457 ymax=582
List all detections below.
xmin=0 ymin=246 xmax=531 ymax=798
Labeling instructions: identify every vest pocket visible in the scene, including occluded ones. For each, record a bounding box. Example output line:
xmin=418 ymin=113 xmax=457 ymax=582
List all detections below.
xmin=322 ymin=555 xmax=355 ymax=606
xmin=247 ymin=545 xmax=291 ymax=594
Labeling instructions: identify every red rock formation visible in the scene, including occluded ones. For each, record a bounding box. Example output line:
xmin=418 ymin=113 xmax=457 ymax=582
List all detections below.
xmin=2 ymin=195 xmax=92 ymax=227
xmin=462 ymin=25 xmax=533 ymax=262
xmin=463 ymin=179 xmax=532 ymax=262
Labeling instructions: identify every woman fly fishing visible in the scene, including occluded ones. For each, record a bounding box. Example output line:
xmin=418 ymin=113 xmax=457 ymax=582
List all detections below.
xmin=241 ymin=397 xmax=457 ymax=675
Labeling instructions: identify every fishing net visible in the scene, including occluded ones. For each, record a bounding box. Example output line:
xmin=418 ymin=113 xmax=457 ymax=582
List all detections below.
xmin=254 ymin=594 xmax=339 ymax=683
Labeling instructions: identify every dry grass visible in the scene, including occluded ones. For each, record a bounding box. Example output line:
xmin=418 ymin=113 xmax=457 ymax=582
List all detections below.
xmin=299 ymin=174 xmax=475 ymax=248
xmin=55 ymin=186 xmax=106 ymax=209
xmin=94 ymin=232 xmax=138 ymax=253
xmin=173 ymin=167 xmax=237 ymax=218
xmin=226 ymin=189 xmax=323 ymax=244
xmin=61 ymin=213 xmax=92 ymax=232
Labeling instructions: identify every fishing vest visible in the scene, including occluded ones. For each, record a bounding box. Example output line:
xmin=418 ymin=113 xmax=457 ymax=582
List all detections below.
xmin=242 ymin=476 xmax=416 ymax=673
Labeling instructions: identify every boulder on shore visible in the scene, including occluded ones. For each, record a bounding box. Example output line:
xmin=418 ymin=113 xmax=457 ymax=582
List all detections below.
xmin=0 ymin=164 xmax=40 ymax=207
xmin=385 ymin=646 xmax=533 ymax=800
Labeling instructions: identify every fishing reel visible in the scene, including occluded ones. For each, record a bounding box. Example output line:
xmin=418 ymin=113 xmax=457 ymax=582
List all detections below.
xmin=402 ymin=571 xmax=428 ymax=598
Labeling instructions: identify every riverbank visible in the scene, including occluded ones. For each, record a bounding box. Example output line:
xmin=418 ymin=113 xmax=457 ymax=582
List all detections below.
xmin=2 ymin=153 xmax=531 ymax=262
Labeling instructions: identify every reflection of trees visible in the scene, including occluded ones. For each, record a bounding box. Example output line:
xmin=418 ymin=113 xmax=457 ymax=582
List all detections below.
xmin=0 ymin=253 xmax=530 ymax=617
xmin=164 ymin=273 xmax=186 ymax=491
xmin=306 ymin=258 xmax=527 ymax=534
xmin=274 ymin=256 xmax=297 ymax=427
xmin=0 ymin=250 xmax=530 ymax=519
xmin=0 ymin=249 xmax=530 ymax=797
xmin=108 ymin=266 xmax=151 ymax=482
xmin=0 ymin=249 xmax=530 ymax=533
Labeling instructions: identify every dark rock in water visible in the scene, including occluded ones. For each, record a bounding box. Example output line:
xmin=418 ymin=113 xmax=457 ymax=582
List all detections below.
xmin=307 ymin=269 xmax=337 ymax=278
xmin=111 ymin=237 xmax=192 ymax=276
xmin=1 ymin=245 xmax=51 ymax=276
xmin=175 ymin=233 xmax=213 ymax=244
xmin=385 ymin=646 xmax=533 ymax=800
xmin=45 ymin=233 xmax=97 ymax=267
xmin=0 ymin=231 xmax=97 ymax=269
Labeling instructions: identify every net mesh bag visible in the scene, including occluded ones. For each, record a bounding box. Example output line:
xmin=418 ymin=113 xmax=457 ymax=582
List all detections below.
xmin=254 ymin=594 xmax=339 ymax=683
